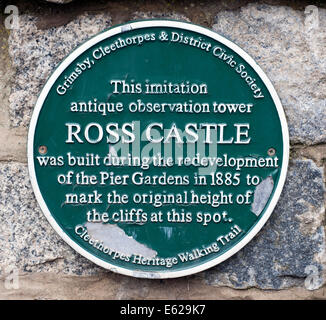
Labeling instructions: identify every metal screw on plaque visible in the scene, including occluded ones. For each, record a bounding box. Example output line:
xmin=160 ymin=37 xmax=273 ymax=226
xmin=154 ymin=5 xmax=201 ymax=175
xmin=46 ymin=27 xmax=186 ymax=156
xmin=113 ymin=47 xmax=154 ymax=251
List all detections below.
xmin=38 ymin=145 xmax=47 ymax=155
xmin=267 ymin=148 xmax=276 ymax=156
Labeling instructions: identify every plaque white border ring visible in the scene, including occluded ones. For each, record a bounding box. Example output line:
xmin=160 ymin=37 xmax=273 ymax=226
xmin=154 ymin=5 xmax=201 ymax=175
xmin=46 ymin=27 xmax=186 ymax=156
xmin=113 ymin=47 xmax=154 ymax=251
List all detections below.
xmin=28 ymin=20 xmax=289 ymax=279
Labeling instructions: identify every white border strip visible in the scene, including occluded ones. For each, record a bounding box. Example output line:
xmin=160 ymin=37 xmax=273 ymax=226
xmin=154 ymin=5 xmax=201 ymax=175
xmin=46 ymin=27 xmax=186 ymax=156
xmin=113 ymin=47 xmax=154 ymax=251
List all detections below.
xmin=28 ymin=20 xmax=289 ymax=279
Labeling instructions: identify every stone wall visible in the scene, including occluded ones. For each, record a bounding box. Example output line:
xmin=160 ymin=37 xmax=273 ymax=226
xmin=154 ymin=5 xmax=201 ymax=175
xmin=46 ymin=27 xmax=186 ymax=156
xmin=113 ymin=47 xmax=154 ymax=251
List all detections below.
xmin=0 ymin=0 xmax=325 ymax=299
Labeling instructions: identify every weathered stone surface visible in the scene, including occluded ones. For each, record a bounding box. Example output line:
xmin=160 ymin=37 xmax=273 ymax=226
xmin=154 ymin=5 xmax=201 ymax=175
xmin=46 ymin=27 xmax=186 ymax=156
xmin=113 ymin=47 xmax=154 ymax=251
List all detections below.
xmin=45 ymin=0 xmax=74 ymax=4
xmin=213 ymin=4 xmax=326 ymax=145
xmin=0 ymin=163 xmax=103 ymax=275
xmin=8 ymin=13 xmax=112 ymax=128
xmin=1 ymin=273 xmax=326 ymax=300
xmin=0 ymin=21 xmax=27 ymax=162
xmin=132 ymin=11 xmax=189 ymax=21
xmin=204 ymin=159 xmax=325 ymax=289
xmin=0 ymin=273 xmax=326 ymax=300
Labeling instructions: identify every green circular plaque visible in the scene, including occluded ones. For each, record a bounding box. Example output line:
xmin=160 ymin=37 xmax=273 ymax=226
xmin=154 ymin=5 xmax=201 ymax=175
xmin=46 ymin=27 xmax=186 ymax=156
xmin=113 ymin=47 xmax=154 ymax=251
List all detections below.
xmin=28 ymin=20 xmax=289 ymax=278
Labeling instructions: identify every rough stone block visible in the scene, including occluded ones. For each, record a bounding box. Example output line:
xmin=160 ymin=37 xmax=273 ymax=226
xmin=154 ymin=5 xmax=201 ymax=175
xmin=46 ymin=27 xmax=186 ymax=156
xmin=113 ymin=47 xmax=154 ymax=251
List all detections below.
xmin=0 ymin=163 xmax=103 ymax=276
xmin=204 ymin=159 xmax=325 ymax=289
xmin=213 ymin=4 xmax=326 ymax=145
